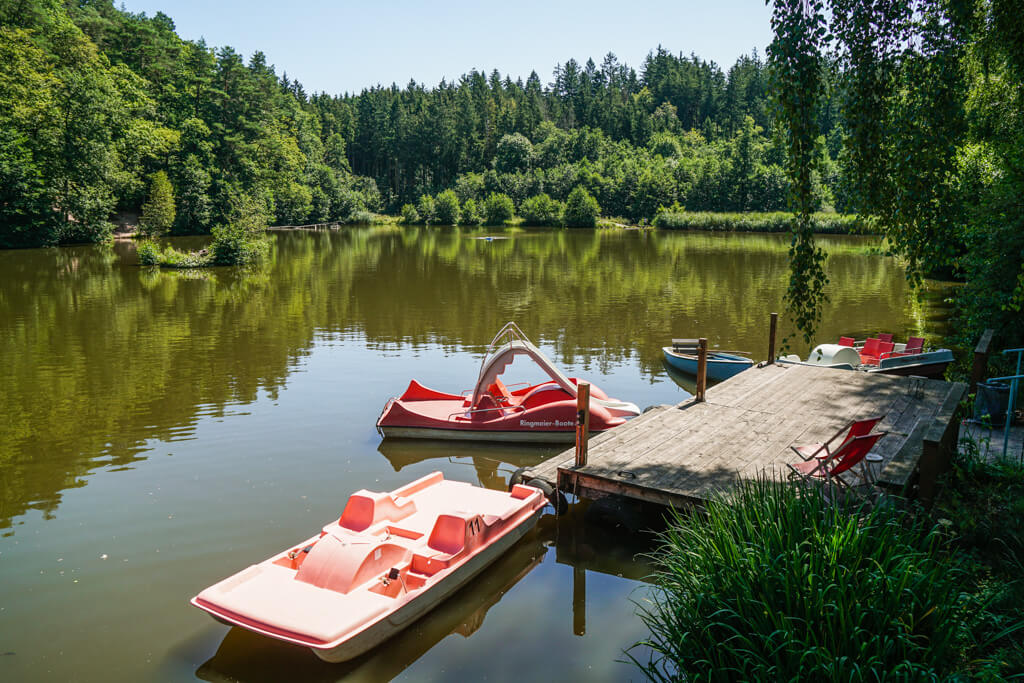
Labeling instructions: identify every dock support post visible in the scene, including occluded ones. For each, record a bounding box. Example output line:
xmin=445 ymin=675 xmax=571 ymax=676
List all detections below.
xmin=969 ymin=328 xmax=995 ymax=396
xmin=575 ymin=382 xmax=590 ymax=466
xmin=696 ymin=338 xmax=708 ymax=402
xmin=572 ymin=567 xmax=586 ymax=636
xmin=768 ymin=312 xmax=778 ymax=364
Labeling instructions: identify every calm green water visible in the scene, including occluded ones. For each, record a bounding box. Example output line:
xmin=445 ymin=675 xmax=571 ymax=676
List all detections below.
xmin=0 ymin=226 xmax=946 ymax=681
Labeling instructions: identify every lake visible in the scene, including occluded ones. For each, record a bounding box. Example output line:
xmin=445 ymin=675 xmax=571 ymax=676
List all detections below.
xmin=0 ymin=226 xmax=948 ymax=681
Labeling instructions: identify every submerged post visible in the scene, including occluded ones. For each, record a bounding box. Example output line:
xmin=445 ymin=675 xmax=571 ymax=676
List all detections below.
xmin=575 ymin=382 xmax=591 ymax=467
xmin=696 ymin=338 xmax=708 ymax=402
xmin=768 ymin=312 xmax=778 ymax=364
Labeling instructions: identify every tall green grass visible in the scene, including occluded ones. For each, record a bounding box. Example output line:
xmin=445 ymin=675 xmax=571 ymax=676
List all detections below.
xmin=652 ymin=209 xmax=867 ymax=234
xmin=631 ymin=479 xmax=968 ymax=681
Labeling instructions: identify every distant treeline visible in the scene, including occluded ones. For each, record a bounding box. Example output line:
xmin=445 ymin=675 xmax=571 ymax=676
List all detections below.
xmin=0 ymin=0 xmax=848 ymax=248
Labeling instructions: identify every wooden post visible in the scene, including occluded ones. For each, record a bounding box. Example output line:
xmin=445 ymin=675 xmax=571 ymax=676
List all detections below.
xmin=768 ymin=312 xmax=778 ymax=364
xmin=575 ymin=382 xmax=591 ymax=467
xmin=572 ymin=566 xmax=587 ymax=636
xmin=695 ymin=338 xmax=708 ymax=402
xmin=969 ymin=328 xmax=995 ymax=395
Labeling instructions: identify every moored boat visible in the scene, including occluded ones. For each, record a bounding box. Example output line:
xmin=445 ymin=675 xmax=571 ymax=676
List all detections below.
xmin=376 ymin=322 xmax=641 ymax=443
xmin=662 ymin=346 xmax=754 ymax=381
xmin=777 ymin=334 xmax=953 ymax=378
xmin=191 ymin=471 xmax=548 ymax=663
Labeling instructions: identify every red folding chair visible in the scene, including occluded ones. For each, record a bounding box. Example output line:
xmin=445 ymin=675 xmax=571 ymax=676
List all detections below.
xmin=790 ymin=416 xmax=885 ymax=461
xmin=788 ymin=432 xmax=887 ymax=498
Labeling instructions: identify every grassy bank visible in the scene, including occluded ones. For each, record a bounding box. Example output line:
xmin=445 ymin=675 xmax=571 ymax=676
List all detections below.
xmin=631 ymin=459 xmax=1024 ymax=680
xmin=652 ymin=209 xmax=867 ymax=233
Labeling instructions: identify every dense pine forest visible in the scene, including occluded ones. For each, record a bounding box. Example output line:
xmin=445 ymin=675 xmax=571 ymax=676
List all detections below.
xmin=1 ymin=0 xmax=844 ymax=249
xmin=2 ymin=0 xmax=1022 ymax=348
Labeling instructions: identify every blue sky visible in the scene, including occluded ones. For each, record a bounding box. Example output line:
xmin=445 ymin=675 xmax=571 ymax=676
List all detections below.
xmin=120 ymin=0 xmax=774 ymax=95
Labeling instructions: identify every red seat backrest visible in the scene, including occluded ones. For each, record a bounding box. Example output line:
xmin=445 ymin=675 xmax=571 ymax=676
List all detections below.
xmin=878 ymin=333 xmax=893 ymax=343
xmin=828 ymin=433 xmax=884 ymax=476
xmin=861 ymin=338 xmax=880 ymax=357
xmin=845 ymin=416 xmax=883 ymax=443
xmin=905 ymin=337 xmax=925 ymax=353
xmin=877 ymin=341 xmax=895 ymax=357
xmin=839 ymin=336 xmax=855 ymax=347
xmin=428 ymin=515 xmax=467 ymax=555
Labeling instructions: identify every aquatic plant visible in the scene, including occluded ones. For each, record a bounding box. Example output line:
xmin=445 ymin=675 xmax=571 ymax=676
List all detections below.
xmin=631 ymin=478 xmax=969 ymax=681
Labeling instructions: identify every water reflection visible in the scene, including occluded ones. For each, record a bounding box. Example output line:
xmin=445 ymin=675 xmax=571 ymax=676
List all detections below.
xmin=0 ymin=227 xmax=939 ymax=532
xmin=0 ymin=227 xmax=950 ymax=681
xmin=194 ymin=501 xmax=660 ymax=683
xmin=376 ymin=439 xmax=560 ymax=490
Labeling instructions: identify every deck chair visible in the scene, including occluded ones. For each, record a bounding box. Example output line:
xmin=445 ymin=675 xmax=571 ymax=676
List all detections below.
xmin=790 ymin=415 xmax=884 ymax=461
xmin=878 ymin=333 xmax=893 ymax=343
xmin=860 ymin=337 xmax=880 ymax=362
xmin=838 ymin=336 xmax=855 ymax=347
xmin=787 ymin=432 xmax=886 ymax=497
xmin=904 ymin=337 xmax=925 ymax=354
xmin=861 ymin=340 xmax=894 ymax=366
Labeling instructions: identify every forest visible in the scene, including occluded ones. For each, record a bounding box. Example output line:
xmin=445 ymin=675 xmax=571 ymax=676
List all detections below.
xmin=1 ymin=0 xmax=1021 ymax=349
xmin=0 ymin=0 xmax=842 ymax=250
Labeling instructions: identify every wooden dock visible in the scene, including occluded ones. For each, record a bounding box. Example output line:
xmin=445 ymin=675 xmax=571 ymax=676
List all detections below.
xmin=523 ymin=363 xmax=966 ymax=508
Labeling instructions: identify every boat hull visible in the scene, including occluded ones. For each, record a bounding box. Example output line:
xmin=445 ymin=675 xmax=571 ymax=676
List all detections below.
xmin=869 ymin=349 xmax=953 ymax=378
xmin=778 ymin=345 xmax=953 ymax=379
xmin=662 ymin=347 xmax=753 ymax=381
xmin=377 ymin=425 xmax=586 ymax=443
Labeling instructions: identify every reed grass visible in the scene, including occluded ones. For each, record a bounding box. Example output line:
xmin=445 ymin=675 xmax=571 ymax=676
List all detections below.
xmin=630 ymin=479 xmax=968 ymax=681
xmin=651 ymin=210 xmax=867 ymax=234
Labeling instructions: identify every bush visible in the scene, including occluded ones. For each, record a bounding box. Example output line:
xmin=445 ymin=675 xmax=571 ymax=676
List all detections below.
xmin=399 ymin=203 xmax=420 ymax=224
xmin=210 ymin=223 xmax=268 ymax=266
xmin=346 ymin=210 xmax=376 ymax=224
xmin=632 ymin=478 xmax=970 ymax=681
xmin=461 ymin=198 xmax=483 ymax=226
xmin=434 ymin=189 xmax=461 ymax=225
xmin=563 ymin=186 xmax=600 ymax=227
xmin=136 ymin=240 xmax=211 ymax=268
xmin=483 ymin=192 xmax=514 ymax=225
xmin=520 ymin=194 xmax=564 ymax=226
xmin=210 ymin=195 xmax=270 ymax=266
xmin=137 ymin=240 xmax=161 ymax=265
xmin=416 ymin=194 xmax=436 ymax=224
